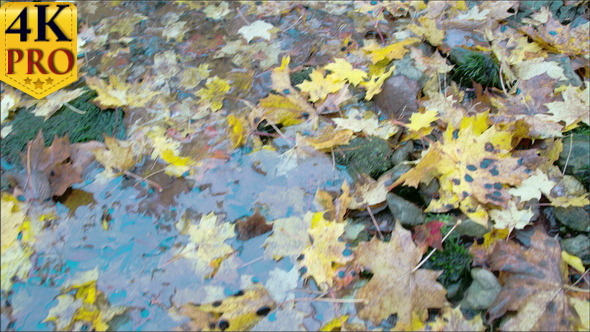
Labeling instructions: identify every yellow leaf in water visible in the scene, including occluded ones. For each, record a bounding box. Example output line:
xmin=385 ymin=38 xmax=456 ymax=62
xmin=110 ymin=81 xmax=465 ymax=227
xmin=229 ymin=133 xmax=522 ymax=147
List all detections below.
xmin=263 ymin=215 xmax=310 ymax=260
xmin=320 ymin=315 xmax=349 ymax=331
xmin=227 ymin=115 xmax=248 ymax=148
xmin=176 ymin=212 xmax=235 ymax=278
xmin=300 ymin=212 xmax=352 ymax=290
xmin=179 ymin=283 xmax=276 ymax=331
xmin=197 ymin=76 xmax=231 ymax=112
xmin=92 ymin=137 xmax=136 ymax=172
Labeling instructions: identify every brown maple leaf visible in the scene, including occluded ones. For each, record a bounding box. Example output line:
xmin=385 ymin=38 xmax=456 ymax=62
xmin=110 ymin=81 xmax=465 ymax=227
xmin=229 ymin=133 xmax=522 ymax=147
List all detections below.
xmin=354 ymin=223 xmax=449 ymax=327
xmin=486 ymin=228 xmax=580 ymax=331
xmin=17 ymin=132 xmax=84 ymax=201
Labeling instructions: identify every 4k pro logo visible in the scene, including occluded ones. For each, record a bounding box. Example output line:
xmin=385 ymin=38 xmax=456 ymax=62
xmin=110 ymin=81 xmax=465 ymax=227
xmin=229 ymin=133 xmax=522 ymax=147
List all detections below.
xmin=1 ymin=2 xmax=77 ymax=99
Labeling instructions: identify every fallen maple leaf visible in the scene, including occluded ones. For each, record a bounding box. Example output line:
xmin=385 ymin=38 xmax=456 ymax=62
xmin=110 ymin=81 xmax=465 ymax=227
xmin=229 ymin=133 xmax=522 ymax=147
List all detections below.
xmin=85 ymin=75 xmax=160 ymax=108
xmin=263 ymin=215 xmax=310 ymax=260
xmin=363 ymin=38 xmax=421 ymax=64
xmin=297 ymin=69 xmax=345 ymax=103
xmin=354 ymin=224 xmax=449 ymax=326
xmin=394 ymin=112 xmax=529 ymax=225
xmin=238 ymin=20 xmax=274 ymax=43
xmin=413 ymin=220 xmax=444 ymax=251
xmin=487 ymin=228 xmax=580 ymax=331
xmin=324 ymin=58 xmax=367 ymax=86
xmin=300 ymin=125 xmax=353 ymax=151
xmin=197 ymin=76 xmax=231 ymax=112
xmin=300 ymin=212 xmax=352 ymax=290
xmin=91 ymin=136 xmax=136 ymax=172
xmin=175 ymin=212 xmax=235 ymax=278
xmin=427 ymin=306 xmax=486 ymax=331
xmin=179 ymin=283 xmax=276 ymax=332
xmin=20 ymin=88 xmax=85 ymax=119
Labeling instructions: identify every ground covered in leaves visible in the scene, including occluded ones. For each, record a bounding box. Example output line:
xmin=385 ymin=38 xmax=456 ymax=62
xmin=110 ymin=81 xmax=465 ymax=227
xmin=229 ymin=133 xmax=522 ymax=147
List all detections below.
xmin=1 ymin=1 xmax=589 ymax=331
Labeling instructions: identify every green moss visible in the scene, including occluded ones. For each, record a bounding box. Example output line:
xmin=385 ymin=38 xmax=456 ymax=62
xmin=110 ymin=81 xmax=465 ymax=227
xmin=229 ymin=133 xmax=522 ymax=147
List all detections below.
xmin=1 ymin=90 xmax=126 ymax=165
xmin=424 ymin=236 xmax=472 ymax=301
xmin=290 ymin=67 xmax=313 ymax=87
xmin=334 ymin=137 xmax=395 ymax=179
xmin=449 ymin=47 xmax=501 ymax=89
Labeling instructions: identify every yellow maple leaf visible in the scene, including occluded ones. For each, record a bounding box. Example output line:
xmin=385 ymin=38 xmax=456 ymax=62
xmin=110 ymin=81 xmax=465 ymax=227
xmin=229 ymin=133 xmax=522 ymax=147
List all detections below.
xmin=180 ymin=284 xmax=276 ymax=332
xmin=176 ymin=213 xmax=235 ymax=278
xmin=541 ymin=84 xmax=590 ymax=130
xmin=147 ymin=126 xmax=195 ymax=177
xmin=406 ymin=109 xmax=439 ymax=132
xmin=270 ymin=56 xmax=319 ymax=127
xmin=489 ymin=201 xmax=534 ymax=230
xmin=227 ymin=114 xmax=248 ymax=148
xmin=300 ymin=212 xmax=352 ymax=290
xmin=85 ymin=75 xmax=160 ymax=108
xmin=301 ymin=125 xmax=354 ymax=151
xmin=197 ymin=76 xmax=231 ymax=112
xmin=20 ymin=88 xmax=85 ymax=119
xmin=44 ymin=269 xmax=126 ymax=331
xmin=297 ymin=69 xmax=345 ymax=103
xmin=92 ymin=137 xmax=136 ymax=172
xmin=333 ymin=109 xmax=399 ymax=139
xmin=362 ymin=65 xmax=395 ymax=100
xmin=363 ymin=38 xmax=421 ymax=64
xmin=408 ymin=17 xmax=444 ymax=46
xmin=395 ymin=112 xmax=529 ymax=225
xmin=257 ymin=94 xmax=307 ymax=127
xmin=324 ymin=58 xmax=367 ymax=86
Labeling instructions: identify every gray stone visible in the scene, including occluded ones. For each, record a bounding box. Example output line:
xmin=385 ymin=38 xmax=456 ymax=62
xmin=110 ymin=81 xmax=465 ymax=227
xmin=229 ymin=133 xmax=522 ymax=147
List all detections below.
xmin=460 ymin=268 xmax=501 ymax=310
xmin=381 ymin=163 xmax=412 ymax=185
xmin=374 ymin=74 xmax=420 ymax=122
xmin=418 ymin=179 xmax=440 ymax=207
xmin=554 ymin=206 xmax=590 ymax=233
xmin=386 ymin=193 xmax=425 ymax=226
xmin=456 ymin=219 xmax=489 ymax=238
xmin=561 ymin=235 xmax=590 ymax=265
xmin=390 ymin=141 xmax=413 ymax=165
xmin=558 ymin=135 xmax=590 ymax=189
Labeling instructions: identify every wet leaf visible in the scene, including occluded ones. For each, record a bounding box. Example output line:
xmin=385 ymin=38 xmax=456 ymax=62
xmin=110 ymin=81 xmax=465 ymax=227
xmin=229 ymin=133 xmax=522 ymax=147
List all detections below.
xmin=175 ymin=212 xmax=235 ymax=278
xmin=486 ymin=228 xmax=580 ymax=331
xmin=354 ymin=224 xmax=449 ymax=326
xmin=300 ymin=212 xmax=352 ymax=290
xmin=179 ymin=283 xmax=276 ymax=331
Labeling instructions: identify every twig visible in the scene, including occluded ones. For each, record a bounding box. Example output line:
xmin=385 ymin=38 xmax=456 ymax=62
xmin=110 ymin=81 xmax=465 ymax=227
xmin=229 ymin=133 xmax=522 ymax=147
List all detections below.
xmin=239 ymin=256 xmax=264 ymax=268
xmin=366 ymin=206 xmax=384 ymax=240
xmin=122 ymin=169 xmax=163 ymax=192
xmin=280 ymin=297 xmax=367 ymax=307
xmin=412 ymin=220 xmax=461 ymax=273
xmin=563 ymin=134 xmax=574 ymax=176
xmin=63 ymin=102 xmax=86 ymax=114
